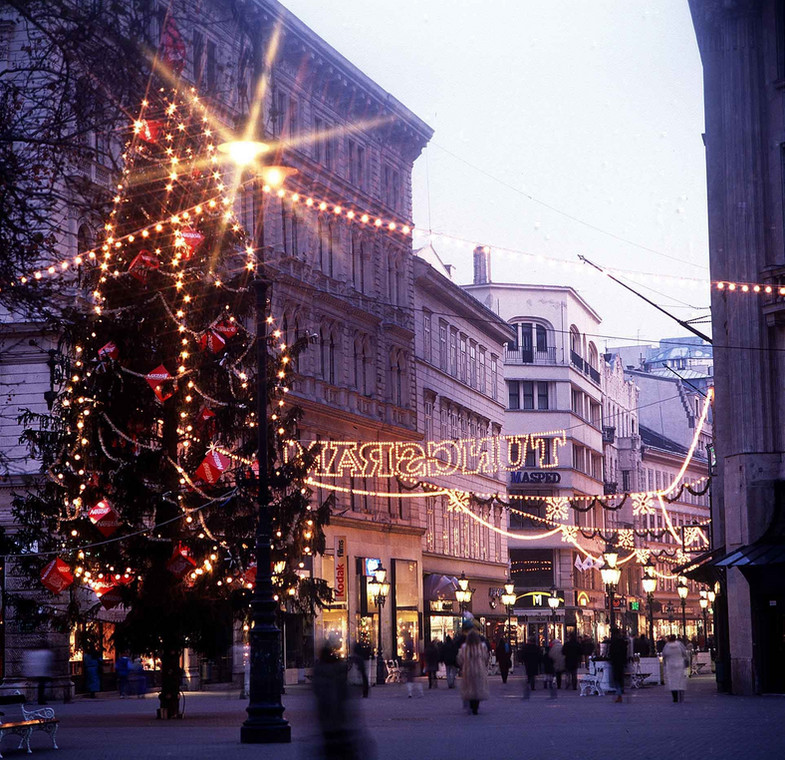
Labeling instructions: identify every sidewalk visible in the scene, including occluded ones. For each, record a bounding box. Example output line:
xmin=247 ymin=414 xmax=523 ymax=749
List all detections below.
xmin=13 ymin=674 xmax=784 ymax=760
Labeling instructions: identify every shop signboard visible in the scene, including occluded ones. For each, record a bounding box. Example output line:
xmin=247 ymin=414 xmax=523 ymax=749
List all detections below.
xmin=334 ymin=536 xmax=347 ymax=603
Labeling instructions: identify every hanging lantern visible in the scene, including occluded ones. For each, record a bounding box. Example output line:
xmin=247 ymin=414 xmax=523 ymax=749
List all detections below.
xmin=128 ymin=249 xmax=160 ymax=282
xmin=194 ymin=449 xmax=231 ymax=485
xmin=88 ymin=499 xmax=120 ymax=538
xmin=145 ymin=364 xmax=175 ymax=402
xmin=167 ymin=543 xmax=197 ymax=579
xmin=198 ymin=330 xmax=226 ymax=354
xmin=179 ymin=228 xmax=204 ymax=259
xmin=40 ymin=558 xmax=74 ymax=594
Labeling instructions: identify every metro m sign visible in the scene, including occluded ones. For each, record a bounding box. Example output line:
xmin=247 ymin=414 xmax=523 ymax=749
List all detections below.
xmin=334 ymin=536 xmax=347 ymax=603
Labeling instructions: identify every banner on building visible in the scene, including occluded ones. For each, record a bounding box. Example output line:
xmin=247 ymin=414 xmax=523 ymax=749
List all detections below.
xmin=334 ymin=536 xmax=347 ymax=603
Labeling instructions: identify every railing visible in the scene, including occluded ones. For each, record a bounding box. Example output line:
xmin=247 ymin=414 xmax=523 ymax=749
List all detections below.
xmin=569 ymin=350 xmax=601 ymax=385
xmin=504 ymin=346 xmax=557 ymax=365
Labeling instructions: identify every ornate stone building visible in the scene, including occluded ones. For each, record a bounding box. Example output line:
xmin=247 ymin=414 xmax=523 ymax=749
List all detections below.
xmin=689 ymin=0 xmax=785 ymax=694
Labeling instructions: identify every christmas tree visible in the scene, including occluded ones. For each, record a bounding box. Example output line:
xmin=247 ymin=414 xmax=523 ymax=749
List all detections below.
xmin=13 ymin=86 xmax=330 ymax=716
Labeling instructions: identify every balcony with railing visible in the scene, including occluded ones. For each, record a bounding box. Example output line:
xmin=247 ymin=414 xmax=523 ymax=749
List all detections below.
xmin=569 ymin=350 xmax=601 ymax=386
xmin=504 ymin=346 xmax=557 ymax=365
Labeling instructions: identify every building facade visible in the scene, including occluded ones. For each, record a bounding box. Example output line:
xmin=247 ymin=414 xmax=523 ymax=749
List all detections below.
xmin=413 ymin=246 xmax=513 ymax=645
xmin=0 ymin=0 xmax=434 ymax=691
xmin=689 ymin=0 xmax=785 ymax=695
xmin=465 ymin=268 xmax=608 ymax=644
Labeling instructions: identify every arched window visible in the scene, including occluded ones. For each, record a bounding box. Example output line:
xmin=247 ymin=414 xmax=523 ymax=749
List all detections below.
xmin=569 ymin=325 xmax=581 ymax=356
xmin=389 ymin=349 xmax=406 ymax=407
xmin=77 ymin=223 xmax=93 ymax=256
xmin=587 ymin=342 xmax=599 ymax=370
xmin=508 ymin=320 xmax=553 ymax=363
xmin=354 ymin=334 xmax=371 ymax=396
xmin=320 ymin=325 xmax=335 ymax=384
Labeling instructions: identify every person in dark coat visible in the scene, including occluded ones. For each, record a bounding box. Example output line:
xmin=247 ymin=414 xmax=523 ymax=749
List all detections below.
xmin=519 ymin=637 xmax=541 ymax=698
xmin=495 ymin=636 xmax=512 ymax=684
xmin=607 ymin=628 xmax=628 ymax=703
xmin=580 ymin=635 xmax=596 ymax=667
xmin=637 ymin=634 xmax=651 ymax=657
xmin=351 ymin=639 xmax=371 ymax=698
xmin=442 ymin=635 xmax=458 ymax=688
xmin=313 ymin=641 xmax=363 ymax=760
xmin=563 ymin=634 xmax=582 ymax=690
xmin=424 ymin=639 xmax=441 ymax=689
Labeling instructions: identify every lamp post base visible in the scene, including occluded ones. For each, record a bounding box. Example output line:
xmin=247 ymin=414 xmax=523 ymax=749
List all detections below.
xmin=240 ymin=720 xmax=291 ymax=744
xmin=376 ymin=656 xmax=386 ymax=686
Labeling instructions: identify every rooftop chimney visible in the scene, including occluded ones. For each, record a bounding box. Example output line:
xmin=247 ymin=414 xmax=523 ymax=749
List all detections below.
xmin=473 ymin=245 xmax=491 ymax=284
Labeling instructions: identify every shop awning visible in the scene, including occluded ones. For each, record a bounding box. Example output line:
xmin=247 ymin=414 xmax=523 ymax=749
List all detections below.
xmin=680 ymin=545 xmax=726 ymax=585
xmin=714 ymin=542 xmax=785 ymax=567
xmin=423 ymin=574 xmax=458 ymax=601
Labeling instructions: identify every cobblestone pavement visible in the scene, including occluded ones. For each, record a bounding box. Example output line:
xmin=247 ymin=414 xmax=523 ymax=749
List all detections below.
xmin=10 ymin=674 xmax=784 ymax=760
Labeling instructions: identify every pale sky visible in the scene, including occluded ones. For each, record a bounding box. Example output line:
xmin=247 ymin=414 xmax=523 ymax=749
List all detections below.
xmin=279 ymin=0 xmax=710 ymax=348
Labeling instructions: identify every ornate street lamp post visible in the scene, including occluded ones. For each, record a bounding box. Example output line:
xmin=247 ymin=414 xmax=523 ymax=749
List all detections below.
xmin=641 ymin=559 xmax=657 ymax=643
xmin=220 ymin=137 xmax=297 ymax=744
xmin=677 ymin=576 xmax=689 ymax=641
xmin=699 ymin=589 xmax=709 ymax=648
xmin=501 ymin=578 xmax=516 ymax=642
xmin=367 ymin=564 xmax=391 ymax=686
xmin=665 ymin=602 xmax=675 ymax=636
xmin=547 ymin=585 xmax=560 ymax=644
xmin=601 ymin=543 xmax=621 ymax=632
xmin=456 ymin=571 xmax=473 ymax=616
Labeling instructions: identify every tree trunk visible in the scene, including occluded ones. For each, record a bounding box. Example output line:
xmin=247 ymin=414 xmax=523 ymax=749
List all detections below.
xmin=157 ymin=644 xmax=182 ymax=719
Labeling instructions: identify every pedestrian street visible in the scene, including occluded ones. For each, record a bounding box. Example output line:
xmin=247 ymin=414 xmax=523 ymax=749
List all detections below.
xmin=20 ymin=673 xmax=784 ymax=760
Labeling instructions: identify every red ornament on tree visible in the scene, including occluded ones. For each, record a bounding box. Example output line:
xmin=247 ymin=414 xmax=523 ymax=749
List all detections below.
xmin=94 ymin=573 xmax=132 ymax=609
xmin=243 ymin=563 xmax=257 ymax=588
xmin=212 ymin=318 xmax=238 ymax=338
xmin=194 ymin=449 xmax=231 ymax=485
xmin=88 ymin=500 xmax=120 ymax=538
xmin=40 ymin=558 xmax=74 ymax=594
xmin=145 ymin=364 xmax=175 ymax=402
xmin=98 ymin=341 xmax=119 ymax=361
xmin=128 ymin=249 xmax=160 ymax=282
xmin=166 ymin=543 xmax=197 ymax=579
xmin=137 ymin=119 xmax=162 ymax=143
xmin=179 ymin=228 xmax=204 ymax=259
xmin=198 ymin=330 xmax=226 ymax=354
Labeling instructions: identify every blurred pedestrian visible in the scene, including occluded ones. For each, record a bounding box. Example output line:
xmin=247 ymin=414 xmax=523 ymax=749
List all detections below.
xmin=313 ymin=639 xmax=370 ymax=760
xmin=608 ymin=628 xmax=628 ymax=703
xmin=581 ymin=634 xmax=595 ymax=667
xmin=457 ymin=629 xmax=489 ymax=715
xmin=542 ymin=643 xmax=557 ymax=699
xmin=442 ymin=635 xmax=458 ymax=689
xmin=519 ymin=637 xmax=541 ymax=699
xmin=549 ymin=638 xmax=565 ymax=690
xmin=115 ymin=653 xmax=131 ymax=698
xmin=495 ymin=636 xmax=512 ymax=684
xmin=563 ymin=633 xmax=582 ymax=690
xmin=401 ymin=630 xmax=423 ymax=698
xmin=129 ymin=657 xmax=147 ymax=698
xmin=351 ymin=639 xmax=371 ymax=698
xmin=83 ymin=650 xmax=100 ymax=698
xmin=662 ymin=634 xmax=688 ymax=703
xmin=424 ymin=639 xmax=441 ymax=689
xmin=24 ymin=640 xmax=54 ymax=705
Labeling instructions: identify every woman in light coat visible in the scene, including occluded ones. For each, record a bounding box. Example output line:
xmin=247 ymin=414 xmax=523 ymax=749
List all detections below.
xmin=457 ymin=629 xmax=489 ymax=715
xmin=549 ymin=639 xmax=566 ymax=689
xmin=662 ymin=634 xmax=688 ymax=703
